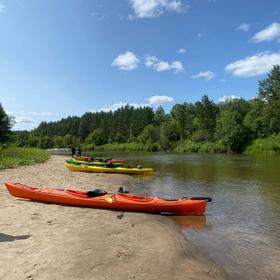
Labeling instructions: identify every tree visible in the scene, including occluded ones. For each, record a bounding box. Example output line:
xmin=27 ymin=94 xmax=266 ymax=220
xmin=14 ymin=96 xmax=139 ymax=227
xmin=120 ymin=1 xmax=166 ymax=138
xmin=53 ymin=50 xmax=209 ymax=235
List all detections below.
xmin=85 ymin=129 xmax=106 ymax=146
xmin=53 ymin=135 xmax=64 ymax=148
xmin=194 ymin=95 xmax=218 ymax=140
xmin=243 ymin=99 xmax=265 ymax=138
xmin=138 ymin=124 xmax=157 ymax=144
xmin=153 ymin=106 xmax=166 ymax=127
xmin=0 ymin=103 xmax=13 ymax=144
xmin=171 ymin=104 xmax=186 ymax=140
xmin=258 ymin=65 xmax=280 ymax=134
xmin=216 ymin=110 xmax=249 ymax=153
xmin=159 ymin=119 xmax=179 ymax=151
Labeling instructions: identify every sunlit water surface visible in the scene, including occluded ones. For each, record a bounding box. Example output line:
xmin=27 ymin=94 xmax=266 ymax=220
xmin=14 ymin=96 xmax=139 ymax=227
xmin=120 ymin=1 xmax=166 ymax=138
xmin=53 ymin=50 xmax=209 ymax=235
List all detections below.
xmin=90 ymin=152 xmax=280 ymax=280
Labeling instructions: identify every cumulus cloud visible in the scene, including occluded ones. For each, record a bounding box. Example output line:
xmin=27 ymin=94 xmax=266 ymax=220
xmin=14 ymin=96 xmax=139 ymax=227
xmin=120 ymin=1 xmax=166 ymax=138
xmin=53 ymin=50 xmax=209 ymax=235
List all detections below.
xmin=15 ymin=116 xmax=35 ymax=124
xmin=192 ymin=71 xmax=215 ymax=80
xmin=28 ymin=112 xmax=59 ymax=117
xmin=94 ymin=102 xmax=150 ymax=112
xmin=218 ymin=95 xmax=241 ymax=103
xmin=111 ymin=51 xmax=140 ymax=71
xmin=128 ymin=0 xmax=184 ymax=19
xmin=7 ymin=111 xmax=59 ymax=130
xmin=236 ymin=23 xmax=250 ymax=32
xmin=146 ymin=95 xmax=174 ymax=105
xmin=145 ymin=56 xmax=184 ymax=73
xmin=252 ymin=23 xmax=280 ymax=43
xmin=225 ymin=51 xmax=280 ymax=77
xmin=177 ymin=48 xmax=187 ymax=54
xmin=94 ymin=95 xmax=174 ymax=112
xmin=0 ymin=4 xmax=5 ymax=13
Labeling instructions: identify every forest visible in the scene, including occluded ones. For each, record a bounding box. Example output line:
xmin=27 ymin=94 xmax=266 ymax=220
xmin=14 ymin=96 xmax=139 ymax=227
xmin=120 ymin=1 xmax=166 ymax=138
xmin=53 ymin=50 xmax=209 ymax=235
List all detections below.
xmin=2 ymin=65 xmax=280 ymax=155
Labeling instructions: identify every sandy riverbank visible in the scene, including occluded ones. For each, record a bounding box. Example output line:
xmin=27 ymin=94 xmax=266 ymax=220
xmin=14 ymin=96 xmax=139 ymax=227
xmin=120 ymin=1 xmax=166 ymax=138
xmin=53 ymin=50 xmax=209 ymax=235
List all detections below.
xmin=0 ymin=155 xmax=227 ymax=280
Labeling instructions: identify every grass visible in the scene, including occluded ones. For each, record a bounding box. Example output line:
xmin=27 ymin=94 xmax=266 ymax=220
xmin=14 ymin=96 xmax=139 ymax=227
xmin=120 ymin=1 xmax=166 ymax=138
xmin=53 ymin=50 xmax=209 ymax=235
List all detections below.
xmin=0 ymin=146 xmax=50 ymax=169
xmin=96 ymin=142 xmax=161 ymax=152
xmin=175 ymin=140 xmax=226 ymax=153
xmin=245 ymin=134 xmax=280 ymax=156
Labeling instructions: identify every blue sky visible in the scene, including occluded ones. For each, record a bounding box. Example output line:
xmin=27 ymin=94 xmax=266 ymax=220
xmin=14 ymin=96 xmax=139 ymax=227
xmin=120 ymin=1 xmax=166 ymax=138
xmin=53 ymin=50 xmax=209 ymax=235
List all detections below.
xmin=1 ymin=0 xmax=280 ymax=130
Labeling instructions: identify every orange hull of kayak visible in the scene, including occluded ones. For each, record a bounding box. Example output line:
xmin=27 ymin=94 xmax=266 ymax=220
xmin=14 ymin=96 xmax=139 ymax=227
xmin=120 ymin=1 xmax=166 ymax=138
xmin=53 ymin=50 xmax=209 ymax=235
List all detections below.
xmin=4 ymin=182 xmax=207 ymax=215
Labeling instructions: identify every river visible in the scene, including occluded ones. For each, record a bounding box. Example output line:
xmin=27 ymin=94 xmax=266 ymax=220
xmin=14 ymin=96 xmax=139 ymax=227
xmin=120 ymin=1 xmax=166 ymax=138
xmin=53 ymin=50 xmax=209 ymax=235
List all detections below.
xmin=94 ymin=152 xmax=280 ymax=280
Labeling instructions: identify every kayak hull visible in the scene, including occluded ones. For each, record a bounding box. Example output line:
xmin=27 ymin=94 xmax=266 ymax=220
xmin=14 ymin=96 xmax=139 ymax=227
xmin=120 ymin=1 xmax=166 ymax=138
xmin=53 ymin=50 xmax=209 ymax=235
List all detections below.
xmin=4 ymin=182 xmax=207 ymax=215
xmin=74 ymin=156 xmax=126 ymax=163
xmin=65 ymin=159 xmax=123 ymax=167
xmin=66 ymin=164 xmax=153 ymax=175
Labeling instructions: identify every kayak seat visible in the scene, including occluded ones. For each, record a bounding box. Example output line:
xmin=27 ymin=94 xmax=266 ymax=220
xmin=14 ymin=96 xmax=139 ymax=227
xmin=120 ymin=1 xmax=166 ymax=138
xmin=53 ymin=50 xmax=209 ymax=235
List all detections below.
xmin=86 ymin=189 xmax=108 ymax=197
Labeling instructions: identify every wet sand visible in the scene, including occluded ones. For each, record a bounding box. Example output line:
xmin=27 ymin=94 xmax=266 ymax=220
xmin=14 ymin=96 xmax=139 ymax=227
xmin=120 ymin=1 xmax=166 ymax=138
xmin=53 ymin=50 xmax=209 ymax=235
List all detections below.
xmin=0 ymin=156 xmax=227 ymax=280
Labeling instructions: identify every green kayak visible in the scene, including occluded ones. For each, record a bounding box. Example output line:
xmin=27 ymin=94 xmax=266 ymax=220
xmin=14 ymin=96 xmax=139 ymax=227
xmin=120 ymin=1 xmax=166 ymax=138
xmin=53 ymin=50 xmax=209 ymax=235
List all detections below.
xmin=65 ymin=159 xmax=123 ymax=167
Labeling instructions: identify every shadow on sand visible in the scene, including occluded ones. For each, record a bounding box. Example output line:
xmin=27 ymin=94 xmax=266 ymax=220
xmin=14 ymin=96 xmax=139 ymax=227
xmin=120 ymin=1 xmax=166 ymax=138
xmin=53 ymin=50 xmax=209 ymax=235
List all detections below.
xmin=0 ymin=233 xmax=31 ymax=242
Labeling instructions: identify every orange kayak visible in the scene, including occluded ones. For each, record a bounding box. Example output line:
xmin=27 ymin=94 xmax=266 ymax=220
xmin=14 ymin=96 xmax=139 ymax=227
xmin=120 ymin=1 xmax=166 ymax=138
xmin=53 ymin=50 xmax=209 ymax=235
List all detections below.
xmin=4 ymin=182 xmax=209 ymax=215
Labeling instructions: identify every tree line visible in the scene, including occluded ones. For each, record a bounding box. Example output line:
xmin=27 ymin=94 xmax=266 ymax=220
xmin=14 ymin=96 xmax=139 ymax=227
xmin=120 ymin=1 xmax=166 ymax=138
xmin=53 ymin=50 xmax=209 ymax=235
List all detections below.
xmin=2 ymin=65 xmax=280 ymax=154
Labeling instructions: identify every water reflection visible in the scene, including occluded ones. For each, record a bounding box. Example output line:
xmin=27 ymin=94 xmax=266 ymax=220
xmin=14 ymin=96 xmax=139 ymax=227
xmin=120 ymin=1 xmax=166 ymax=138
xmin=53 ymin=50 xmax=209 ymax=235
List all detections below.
xmin=169 ymin=215 xmax=209 ymax=231
xmin=91 ymin=152 xmax=280 ymax=280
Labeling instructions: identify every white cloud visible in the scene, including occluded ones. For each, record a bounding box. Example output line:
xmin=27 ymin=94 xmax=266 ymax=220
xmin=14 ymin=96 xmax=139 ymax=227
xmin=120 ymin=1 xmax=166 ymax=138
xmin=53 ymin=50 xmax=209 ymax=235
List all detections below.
xmin=252 ymin=23 xmax=280 ymax=43
xmin=192 ymin=71 xmax=215 ymax=80
xmin=28 ymin=112 xmax=59 ymax=117
xmin=129 ymin=0 xmax=185 ymax=19
xmin=95 ymin=102 xmax=150 ymax=112
xmin=237 ymin=23 xmax=250 ymax=32
xmin=146 ymin=95 xmax=174 ymax=105
xmin=145 ymin=55 xmax=184 ymax=73
xmin=5 ymin=97 xmax=16 ymax=102
xmin=8 ymin=111 xmax=58 ymax=117
xmin=111 ymin=51 xmax=140 ymax=71
xmin=7 ymin=111 xmax=59 ymax=131
xmin=0 ymin=4 xmax=5 ymax=13
xmin=91 ymin=12 xmax=105 ymax=21
xmin=218 ymin=95 xmax=241 ymax=103
xmin=177 ymin=48 xmax=186 ymax=54
xmin=94 ymin=95 xmax=174 ymax=112
xmin=225 ymin=51 xmax=280 ymax=77
xmin=15 ymin=116 xmax=35 ymax=124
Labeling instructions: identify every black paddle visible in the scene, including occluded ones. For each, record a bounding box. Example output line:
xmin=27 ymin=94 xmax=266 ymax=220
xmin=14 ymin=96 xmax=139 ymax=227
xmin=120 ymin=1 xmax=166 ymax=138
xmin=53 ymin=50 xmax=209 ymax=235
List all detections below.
xmin=190 ymin=197 xmax=212 ymax=202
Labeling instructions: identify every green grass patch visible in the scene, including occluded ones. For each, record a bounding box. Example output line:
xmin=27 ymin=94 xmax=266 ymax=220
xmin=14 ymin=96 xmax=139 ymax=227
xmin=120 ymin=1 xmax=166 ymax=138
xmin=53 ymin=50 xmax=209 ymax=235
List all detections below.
xmin=0 ymin=147 xmax=50 ymax=169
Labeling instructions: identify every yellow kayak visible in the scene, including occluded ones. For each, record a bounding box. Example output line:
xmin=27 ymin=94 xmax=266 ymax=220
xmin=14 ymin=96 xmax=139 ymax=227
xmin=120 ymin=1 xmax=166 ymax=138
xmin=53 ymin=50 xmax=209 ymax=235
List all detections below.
xmin=66 ymin=164 xmax=153 ymax=175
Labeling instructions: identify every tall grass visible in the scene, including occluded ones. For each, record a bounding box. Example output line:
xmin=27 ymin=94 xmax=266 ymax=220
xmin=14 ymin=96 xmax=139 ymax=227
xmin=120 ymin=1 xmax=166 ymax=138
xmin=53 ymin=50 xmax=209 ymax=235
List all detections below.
xmin=175 ymin=140 xmax=226 ymax=153
xmin=245 ymin=134 xmax=280 ymax=155
xmin=0 ymin=147 xmax=50 ymax=169
xmin=96 ymin=142 xmax=161 ymax=152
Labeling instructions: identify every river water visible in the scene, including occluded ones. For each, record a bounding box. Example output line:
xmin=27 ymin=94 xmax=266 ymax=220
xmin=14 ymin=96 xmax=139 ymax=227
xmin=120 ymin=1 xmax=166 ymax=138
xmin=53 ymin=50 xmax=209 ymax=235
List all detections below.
xmin=95 ymin=152 xmax=280 ymax=280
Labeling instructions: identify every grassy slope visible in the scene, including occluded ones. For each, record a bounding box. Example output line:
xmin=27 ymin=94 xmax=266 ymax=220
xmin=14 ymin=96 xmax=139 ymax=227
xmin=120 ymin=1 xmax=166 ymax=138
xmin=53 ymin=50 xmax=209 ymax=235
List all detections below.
xmin=0 ymin=147 xmax=50 ymax=169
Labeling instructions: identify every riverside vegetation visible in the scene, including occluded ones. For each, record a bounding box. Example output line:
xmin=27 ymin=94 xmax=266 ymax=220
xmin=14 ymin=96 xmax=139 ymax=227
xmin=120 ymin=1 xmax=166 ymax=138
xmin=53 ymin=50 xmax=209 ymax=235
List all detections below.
xmin=0 ymin=102 xmax=49 ymax=169
xmin=0 ymin=147 xmax=50 ymax=169
xmin=2 ymin=66 xmax=280 ymax=156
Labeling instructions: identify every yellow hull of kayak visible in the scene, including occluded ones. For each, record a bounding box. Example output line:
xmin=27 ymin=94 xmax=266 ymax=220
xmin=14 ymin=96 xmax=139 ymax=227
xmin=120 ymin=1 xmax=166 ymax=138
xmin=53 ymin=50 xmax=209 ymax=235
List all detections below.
xmin=66 ymin=164 xmax=153 ymax=175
